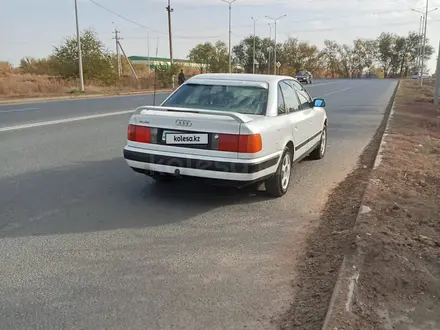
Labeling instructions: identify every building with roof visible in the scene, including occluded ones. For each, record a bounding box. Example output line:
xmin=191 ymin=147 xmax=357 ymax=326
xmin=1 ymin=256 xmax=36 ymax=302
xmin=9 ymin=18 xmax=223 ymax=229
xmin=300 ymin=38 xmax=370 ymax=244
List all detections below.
xmin=128 ymin=56 xmax=207 ymax=70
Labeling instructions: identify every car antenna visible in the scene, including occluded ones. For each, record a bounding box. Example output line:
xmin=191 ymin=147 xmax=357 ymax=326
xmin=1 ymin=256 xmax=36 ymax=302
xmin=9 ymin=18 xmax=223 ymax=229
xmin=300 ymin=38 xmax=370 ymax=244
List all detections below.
xmin=153 ymin=36 xmax=159 ymax=106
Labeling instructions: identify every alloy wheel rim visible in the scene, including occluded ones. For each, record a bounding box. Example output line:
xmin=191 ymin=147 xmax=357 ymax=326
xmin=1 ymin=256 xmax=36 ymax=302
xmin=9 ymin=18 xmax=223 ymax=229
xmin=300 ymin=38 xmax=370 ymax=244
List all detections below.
xmin=281 ymin=154 xmax=291 ymax=190
xmin=320 ymin=129 xmax=327 ymax=155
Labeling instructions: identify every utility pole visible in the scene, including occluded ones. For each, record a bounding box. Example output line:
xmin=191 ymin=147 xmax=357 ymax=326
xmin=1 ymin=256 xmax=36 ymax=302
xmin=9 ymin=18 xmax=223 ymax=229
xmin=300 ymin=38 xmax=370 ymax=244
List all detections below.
xmin=153 ymin=35 xmax=160 ymax=106
xmin=221 ymin=0 xmax=237 ymax=73
xmin=265 ymin=14 xmax=287 ymax=75
xmin=74 ymin=0 xmax=84 ymax=92
xmin=268 ymin=23 xmax=272 ymax=74
xmin=274 ymin=20 xmax=278 ymax=75
xmin=434 ymin=40 xmax=440 ymax=105
xmin=166 ymin=0 xmax=174 ymax=88
xmin=147 ymin=30 xmax=151 ymax=75
xmin=166 ymin=0 xmax=173 ymax=66
xmin=412 ymin=6 xmax=437 ymax=83
xmin=419 ymin=1 xmax=439 ymax=86
xmin=420 ymin=0 xmax=429 ymax=86
xmin=112 ymin=28 xmax=122 ymax=77
xmin=251 ymin=17 xmax=257 ymax=74
xmin=118 ymin=40 xmax=138 ymax=81
xmin=417 ymin=15 xmax=424 ymax=73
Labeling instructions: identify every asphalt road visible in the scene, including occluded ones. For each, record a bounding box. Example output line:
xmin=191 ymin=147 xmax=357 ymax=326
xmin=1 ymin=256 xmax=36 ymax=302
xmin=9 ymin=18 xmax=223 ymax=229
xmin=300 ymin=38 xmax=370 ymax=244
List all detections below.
xmin=0 ymin=79 xmax=398 ymax=329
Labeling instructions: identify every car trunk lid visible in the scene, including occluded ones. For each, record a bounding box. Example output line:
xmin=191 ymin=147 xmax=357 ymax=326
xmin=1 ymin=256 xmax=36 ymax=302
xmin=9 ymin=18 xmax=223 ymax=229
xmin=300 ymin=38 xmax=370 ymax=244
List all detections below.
xmin=129 ymin=106 xmax=257 ymax=159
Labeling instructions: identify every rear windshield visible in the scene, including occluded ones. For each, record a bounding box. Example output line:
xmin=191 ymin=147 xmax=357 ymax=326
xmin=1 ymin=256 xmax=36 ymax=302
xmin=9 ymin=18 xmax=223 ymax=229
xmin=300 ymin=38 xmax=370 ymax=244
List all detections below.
xmin=161 ymin=83 xmax=268 ymax=115
xmin=296 ymin=72 xmax=305 ymax=75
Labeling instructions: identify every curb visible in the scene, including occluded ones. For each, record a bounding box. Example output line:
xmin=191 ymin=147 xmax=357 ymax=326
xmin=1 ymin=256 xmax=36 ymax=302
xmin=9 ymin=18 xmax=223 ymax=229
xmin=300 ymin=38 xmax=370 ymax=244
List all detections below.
xmin=0 ymin=89 xmax=173 ymax=106
xmin=321 ymin=80 xmax=401 ymax=330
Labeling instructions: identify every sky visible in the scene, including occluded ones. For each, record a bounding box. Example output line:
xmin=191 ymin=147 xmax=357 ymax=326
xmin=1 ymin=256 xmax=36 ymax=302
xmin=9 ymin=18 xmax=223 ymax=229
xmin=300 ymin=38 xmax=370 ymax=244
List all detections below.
xmin=1 ymin=0 xmax=440 ymax=72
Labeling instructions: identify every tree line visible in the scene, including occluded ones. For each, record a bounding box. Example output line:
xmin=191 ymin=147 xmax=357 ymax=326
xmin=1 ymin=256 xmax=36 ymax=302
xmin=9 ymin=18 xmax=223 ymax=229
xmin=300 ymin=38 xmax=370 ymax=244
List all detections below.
xmin=189 ymin=31 xmax=435 ymax=78
xmin=14 ymin=28 xmax=436 ymax=89
xmin=17 ymin=29 xmax=182 ymax=88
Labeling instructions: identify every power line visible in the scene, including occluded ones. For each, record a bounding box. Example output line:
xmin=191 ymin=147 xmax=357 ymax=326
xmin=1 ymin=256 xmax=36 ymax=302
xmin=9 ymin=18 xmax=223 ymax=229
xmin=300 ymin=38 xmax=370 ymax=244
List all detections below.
xmin=84 ymin=0 xmax=440 ymax=46
xmin=11 ymin=17 xmax=440 ymax=48
xmin=87 ymin=0 xmax=166 ymax=35
xmin=174 ymin=7 xmax=436 ymax=33
xmin=279 ymin=18 xmax=440 ymax=35
xmin=230 ymin=18 xmax=440 ymax=38
xmin=123 ymin=34 xmax=226 ymax=40
xmin=87 ymin=0 xmax=226 ymax=40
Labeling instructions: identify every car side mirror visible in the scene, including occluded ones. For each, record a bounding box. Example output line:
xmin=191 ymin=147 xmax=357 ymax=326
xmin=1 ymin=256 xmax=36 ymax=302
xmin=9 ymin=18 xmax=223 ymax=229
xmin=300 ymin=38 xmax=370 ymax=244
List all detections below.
xmin=312 ymin=98 xmax=326 ymax=108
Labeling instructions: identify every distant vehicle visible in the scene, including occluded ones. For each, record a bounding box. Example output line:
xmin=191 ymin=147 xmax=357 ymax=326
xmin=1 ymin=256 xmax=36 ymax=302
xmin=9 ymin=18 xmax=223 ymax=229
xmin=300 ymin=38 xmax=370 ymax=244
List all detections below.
xmin=295 ymin=71 xmax=313 ymax=84
xmin=412 ymin=72 xmax=430 ymax=79
xmin=123 ymin=73 xmax=328 ymax=197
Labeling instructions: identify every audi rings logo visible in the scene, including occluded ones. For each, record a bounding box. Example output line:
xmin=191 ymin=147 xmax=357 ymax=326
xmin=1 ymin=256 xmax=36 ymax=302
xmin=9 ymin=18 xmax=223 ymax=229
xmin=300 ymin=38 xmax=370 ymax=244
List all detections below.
xmin=175 ymin=119 xmax=192 ymax=127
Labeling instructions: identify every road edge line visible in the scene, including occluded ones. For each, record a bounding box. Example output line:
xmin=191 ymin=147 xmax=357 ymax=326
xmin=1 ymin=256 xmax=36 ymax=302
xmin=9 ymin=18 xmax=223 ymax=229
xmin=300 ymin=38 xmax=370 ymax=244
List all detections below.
xmin=0 ymin=110 xmax=135 ymax=133
xmin=320 ymin=80 xmax=401 ymax=330
xmin=0 ymin=89 xmax=172 ymax=106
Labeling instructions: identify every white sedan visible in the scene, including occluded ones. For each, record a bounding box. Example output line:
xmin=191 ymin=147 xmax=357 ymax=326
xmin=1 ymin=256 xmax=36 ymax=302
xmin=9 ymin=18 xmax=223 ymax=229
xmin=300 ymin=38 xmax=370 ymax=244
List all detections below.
xmin=123 ymin=73 xmax=328 ymax=197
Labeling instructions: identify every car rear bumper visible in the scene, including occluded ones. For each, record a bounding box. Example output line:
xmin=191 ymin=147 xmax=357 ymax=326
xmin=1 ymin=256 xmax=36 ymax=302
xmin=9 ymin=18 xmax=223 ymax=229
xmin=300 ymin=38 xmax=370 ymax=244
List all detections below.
xmin=123 ymin=146 xmax=280 ymax=182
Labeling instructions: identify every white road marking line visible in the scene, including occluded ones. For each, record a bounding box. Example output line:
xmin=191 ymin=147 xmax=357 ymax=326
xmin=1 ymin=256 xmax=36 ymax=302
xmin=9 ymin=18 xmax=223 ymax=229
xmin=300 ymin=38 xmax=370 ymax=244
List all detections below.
xmin=307 ymin=82 xmax=335 ymax=87
xmin=321 ymin=87 xmax=357 ymax=97
xmin=0 ymin=110 xmax=134 ymax=133
xmin=0 ymin=107 xmax=39 ymax=113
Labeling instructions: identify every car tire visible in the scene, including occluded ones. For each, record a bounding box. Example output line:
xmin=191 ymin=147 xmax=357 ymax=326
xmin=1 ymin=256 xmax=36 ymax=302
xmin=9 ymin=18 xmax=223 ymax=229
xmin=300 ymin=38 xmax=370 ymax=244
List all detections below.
xmin=309 ymin=125 xmax=327 ymax=160
xmin=265 ymin=147 xmax=293 ymax=197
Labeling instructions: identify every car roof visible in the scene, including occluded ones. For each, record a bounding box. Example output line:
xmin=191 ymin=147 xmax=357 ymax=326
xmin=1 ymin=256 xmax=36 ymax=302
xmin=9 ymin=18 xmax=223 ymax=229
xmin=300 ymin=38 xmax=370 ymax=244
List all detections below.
xmin=187 ymin=73 xmax=296 ymax=85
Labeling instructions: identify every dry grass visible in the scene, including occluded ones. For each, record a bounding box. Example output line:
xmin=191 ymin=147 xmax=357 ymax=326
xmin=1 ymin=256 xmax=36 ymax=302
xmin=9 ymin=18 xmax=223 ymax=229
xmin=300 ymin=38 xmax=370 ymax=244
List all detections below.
xmin=0 ymin=62 xmax=13 ymax=75
xmin=0 ymin=73 xmax=165 ymax=100
xmin=0 ymin=74 xmax=76 ymax=98
xmin=0 ymin=64 xmax=200 ymax=100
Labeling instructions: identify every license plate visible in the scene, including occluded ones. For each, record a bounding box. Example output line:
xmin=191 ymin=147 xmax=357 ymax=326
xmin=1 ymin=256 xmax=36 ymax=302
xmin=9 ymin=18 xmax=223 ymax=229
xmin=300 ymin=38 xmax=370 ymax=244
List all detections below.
xmin=165 ymin=133 xmax=208 ymax=144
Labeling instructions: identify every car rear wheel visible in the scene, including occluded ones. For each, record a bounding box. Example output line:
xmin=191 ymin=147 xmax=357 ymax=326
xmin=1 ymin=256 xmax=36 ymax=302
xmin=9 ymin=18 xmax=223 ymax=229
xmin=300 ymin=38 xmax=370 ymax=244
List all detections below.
xmin=265 ymin=148 xmax=292 ymax=197
xmin=309 ymin=125 xmax=327 ymax=160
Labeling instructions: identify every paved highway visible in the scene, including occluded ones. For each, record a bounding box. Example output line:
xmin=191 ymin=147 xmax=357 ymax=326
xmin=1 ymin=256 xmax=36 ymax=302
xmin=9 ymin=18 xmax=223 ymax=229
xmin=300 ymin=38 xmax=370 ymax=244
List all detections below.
xmin=0 ymin=79 xmax=397 ymax=329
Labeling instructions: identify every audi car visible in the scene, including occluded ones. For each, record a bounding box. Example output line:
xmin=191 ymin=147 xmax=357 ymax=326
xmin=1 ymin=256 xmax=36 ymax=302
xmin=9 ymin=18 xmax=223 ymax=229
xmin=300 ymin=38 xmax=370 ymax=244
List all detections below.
xmin=123 ymin=73 xmax=327 ymax=197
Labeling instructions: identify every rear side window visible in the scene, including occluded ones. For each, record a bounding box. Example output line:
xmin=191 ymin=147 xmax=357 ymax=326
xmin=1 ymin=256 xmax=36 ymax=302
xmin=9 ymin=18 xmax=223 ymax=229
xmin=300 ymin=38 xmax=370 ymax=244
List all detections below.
xmin=162 ymin=83 xmax=268 ymax=115
xmin=289 ymin=80 xmax=312 ymax=109
xmin=277 ymin=85 xmax=286 ymax=114
xmin=279 ymin=81 xmax=300 ymax=113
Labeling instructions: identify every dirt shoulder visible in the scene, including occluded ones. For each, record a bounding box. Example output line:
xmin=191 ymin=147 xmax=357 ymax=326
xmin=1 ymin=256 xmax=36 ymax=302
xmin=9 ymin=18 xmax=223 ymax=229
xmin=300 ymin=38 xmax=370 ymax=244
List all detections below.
xmin=342 ymin=80 xmax=440 ymax=329
xmin=322 ymin=79 xmax=440 ymax=330
xmin=275 ymin=81 xmax=398 ymax=329
xmin=276 ymin=80 xmax=440 ymax=329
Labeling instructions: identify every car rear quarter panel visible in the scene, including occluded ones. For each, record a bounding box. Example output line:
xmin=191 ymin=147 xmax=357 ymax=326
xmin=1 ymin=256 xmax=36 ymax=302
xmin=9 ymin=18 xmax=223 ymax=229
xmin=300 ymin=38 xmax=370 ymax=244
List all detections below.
xmin=238 ymin=115 xmax=295 ymax=161
xmin=236 ymin=80 xmax=297 ymax=161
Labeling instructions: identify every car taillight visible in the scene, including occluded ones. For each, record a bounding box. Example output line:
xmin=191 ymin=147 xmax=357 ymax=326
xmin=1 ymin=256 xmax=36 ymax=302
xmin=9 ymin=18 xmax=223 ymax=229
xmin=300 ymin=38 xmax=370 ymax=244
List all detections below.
xmin=218 ymin=134 xmax=262 ymax=153
xmin=127 ymin=124 xmax=151 ymax=143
